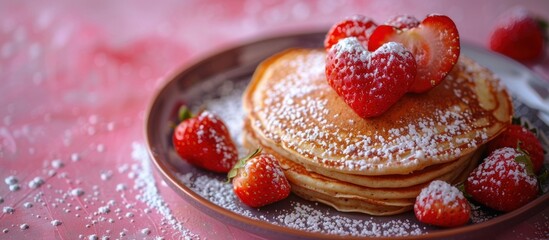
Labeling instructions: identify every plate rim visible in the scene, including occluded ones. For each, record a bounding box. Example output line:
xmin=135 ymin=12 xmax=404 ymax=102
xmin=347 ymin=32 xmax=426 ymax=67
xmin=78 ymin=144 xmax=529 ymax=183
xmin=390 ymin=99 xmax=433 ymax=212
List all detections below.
xmin=145 ymin=31 xmax=549 ymax=239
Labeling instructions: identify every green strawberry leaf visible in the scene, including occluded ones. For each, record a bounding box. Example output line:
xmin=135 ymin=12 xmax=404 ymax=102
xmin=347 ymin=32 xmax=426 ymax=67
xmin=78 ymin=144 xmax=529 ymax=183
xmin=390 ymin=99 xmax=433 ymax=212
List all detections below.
xmin=227 ymin=148 xmax=262 ymax=182
xmin=178 ymin=105 xmax=193 ymax=122
xmin=514 ymin=146 xmax=535 ymax=176
xmin=455 ymin=182 xmax=472 ymax=199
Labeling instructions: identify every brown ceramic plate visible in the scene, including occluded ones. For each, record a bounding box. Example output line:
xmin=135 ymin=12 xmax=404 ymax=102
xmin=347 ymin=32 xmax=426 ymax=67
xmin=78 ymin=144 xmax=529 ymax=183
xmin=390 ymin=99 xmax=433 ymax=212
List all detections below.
xmin=145 ymin=32 xmax=549 ymax=239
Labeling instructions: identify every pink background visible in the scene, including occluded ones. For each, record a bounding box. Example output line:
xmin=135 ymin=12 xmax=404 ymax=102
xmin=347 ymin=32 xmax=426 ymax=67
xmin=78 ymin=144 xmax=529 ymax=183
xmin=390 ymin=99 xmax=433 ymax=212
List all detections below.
xmin=1 ymin=0 xmax=548 ymax=239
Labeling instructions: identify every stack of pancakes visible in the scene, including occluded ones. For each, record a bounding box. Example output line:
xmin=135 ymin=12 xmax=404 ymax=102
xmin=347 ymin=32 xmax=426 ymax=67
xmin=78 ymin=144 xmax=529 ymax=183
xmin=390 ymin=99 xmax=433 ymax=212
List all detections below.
xmin=242 ymin=49 xmax=513 ymax=215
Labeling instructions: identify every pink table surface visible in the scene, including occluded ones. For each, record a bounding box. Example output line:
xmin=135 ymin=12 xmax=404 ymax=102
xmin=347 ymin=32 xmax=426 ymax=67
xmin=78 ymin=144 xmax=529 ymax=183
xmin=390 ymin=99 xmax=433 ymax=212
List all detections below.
xmin=1 ymin=1 xmax=548 ymax=239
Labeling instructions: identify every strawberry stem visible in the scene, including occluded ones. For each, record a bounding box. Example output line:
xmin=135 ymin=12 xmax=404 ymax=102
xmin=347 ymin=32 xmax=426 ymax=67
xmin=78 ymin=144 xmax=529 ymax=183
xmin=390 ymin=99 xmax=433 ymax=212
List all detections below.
xmin=227 ymin=148 xmax=262 ymax=182
xmin=515 ymin=144 xmax=535 ymax=176
xmin=455 ymin=182 xmax=472 ymax=199
xmin=178 ymin=106 xmax=193 ymax=122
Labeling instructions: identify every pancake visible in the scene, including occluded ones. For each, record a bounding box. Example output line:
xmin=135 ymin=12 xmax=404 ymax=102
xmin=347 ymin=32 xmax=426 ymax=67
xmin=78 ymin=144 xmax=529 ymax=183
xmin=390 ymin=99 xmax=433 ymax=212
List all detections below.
xmin=241 ymin=48 xmax=513 ymax=215
xmin=243 ymin=49 xmax=512 ymax=176
xmin=291 ymin=185 xmax=411 ymax=216
xmin=243 ymin=126 xmax=477 ymax=202
xmin=245 ymin=116 xmax=473 ymax=188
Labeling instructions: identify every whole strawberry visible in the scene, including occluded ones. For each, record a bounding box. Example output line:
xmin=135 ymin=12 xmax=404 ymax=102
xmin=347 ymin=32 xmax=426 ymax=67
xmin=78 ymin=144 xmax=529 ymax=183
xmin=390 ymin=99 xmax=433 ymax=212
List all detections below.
xmin=489 ymin=7 xmax=545 ymax=61
xmin=466 ymin=147 xmax=539 ymax=212
xmin=414 ymin=180 xmax=471 ymax=228
xmin=324 ymin=15 xmax=377 ymax=51
xmin=487 ymin=124 xmax=544 ymax=173
xmin=228 ymin=149 xmax=290 ymax=208
xmin=172 ymin=107 xmax=238 ymax=173
xmin=326 ymin=38 xmax=416 ymax=118
xmin=369 ymin=14 xmax=460 ymax=93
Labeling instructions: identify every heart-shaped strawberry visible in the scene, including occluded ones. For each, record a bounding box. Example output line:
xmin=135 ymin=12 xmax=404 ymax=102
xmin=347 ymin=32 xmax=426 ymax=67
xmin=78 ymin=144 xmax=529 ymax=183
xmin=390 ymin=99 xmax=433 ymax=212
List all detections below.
xmin=326 ymin=37 xmax=417 ymax=118
xmin=368 ymin=14 xmax=460 ymax=93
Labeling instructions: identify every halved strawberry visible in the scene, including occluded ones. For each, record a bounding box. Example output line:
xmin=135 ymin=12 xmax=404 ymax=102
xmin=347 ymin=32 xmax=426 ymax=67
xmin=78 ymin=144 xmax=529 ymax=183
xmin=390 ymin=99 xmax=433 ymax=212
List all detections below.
xmin=368 ymin=14 xmax=460 ymax=93
xmin=324 ymin=15 xmax=377 ymax=51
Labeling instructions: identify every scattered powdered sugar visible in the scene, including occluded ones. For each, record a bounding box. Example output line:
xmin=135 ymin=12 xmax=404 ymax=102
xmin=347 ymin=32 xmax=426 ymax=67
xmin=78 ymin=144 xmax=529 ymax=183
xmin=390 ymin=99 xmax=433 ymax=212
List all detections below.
xmin=5 ymin=175 xmax=21 ymax=192
xmin=0 ymin=144 xmax=199 ymax=239
xmin=115 ymin=183 xmax=127 ymax=192
xmin=28 ymin=176 xmax=45 ymax=189
xmin=169 ymin=70 xmax=549 ymax=238
xmin=50 ymin=219 xmax=62 ymax=226
xmin=469 ymin=203 xmax=498 ymax=224
xmin=100 ymin=170 xmax=113 ymax=181
xmin=252 ymin=51 xmax=496 ymax=174
xmin=70 ymin=188 xmax=85 ymax=197
xmin=277 ymin=202 xmax=423 ymax=237
xmin=1 ymin=34 xmax=545 ymax=240
xmin=130 ymin=142 xmax=199 ymax=239
xmin=87 ymin=234 xmax=98 ymax=240
xmin=8 ymin=184 xmax=20 ymax=192
xmin=178 ymin=170 xmax=425 ymax=237
xmin=141 ymin=228 xmax=151 ymax=235
xmin=97 ymin=206 xmax=111 ymax=214
xmin=3 ymin=206 xmax=15 ymax=214
xmin=173 ymin=78 xmax=428 ymax=237
xmin=19 ymin=224 xmax=29 ymax=230
xmin=51 ymin=159 xmax=64 ymax=169
xmin=71 ymin=153 xmax=80 ymax=162
xmin=4 ymin=176 xmax=18 ymax=185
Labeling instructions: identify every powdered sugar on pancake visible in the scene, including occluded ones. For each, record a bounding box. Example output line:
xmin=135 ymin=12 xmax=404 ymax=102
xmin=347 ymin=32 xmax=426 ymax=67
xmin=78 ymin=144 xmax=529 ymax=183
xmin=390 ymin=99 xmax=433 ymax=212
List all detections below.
xmin=247 ymin=49 xmax=510 ymax=174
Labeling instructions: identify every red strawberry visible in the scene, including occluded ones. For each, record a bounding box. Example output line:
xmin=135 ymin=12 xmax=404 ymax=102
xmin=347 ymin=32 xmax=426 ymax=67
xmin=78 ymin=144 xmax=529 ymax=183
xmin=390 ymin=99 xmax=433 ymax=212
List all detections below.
xmin=465 ymin=147 xmax=539 ymax=212
xmin=326 ymin=37 xmax=416 ymax=118
xmin=487 ymin=124 xmax=544 ymax=173
xmin=414 ymin=180 xmax=471 ymax=227
xmin=324 ymin=15 xmax=377 ymax=51
xmin=489 ymin=7 xmax=545 ymax=61
xmin=385 ymin=15 xmax=420 ymax=29
xmin=368 ymin=14 xmax=460 ymax=93
xmin=229 ymin=149 xmax=291 ymax=208
xmin=172 ymin=107 xmax=238 ymax=173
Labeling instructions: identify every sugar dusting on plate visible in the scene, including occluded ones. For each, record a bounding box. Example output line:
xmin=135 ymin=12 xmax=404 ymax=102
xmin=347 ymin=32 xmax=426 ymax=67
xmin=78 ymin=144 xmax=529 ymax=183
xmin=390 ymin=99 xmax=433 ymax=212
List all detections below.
xmin=174 ymin=81 xmax=429 ymax=237
xmin=168 ymin=72 xmax=548 ymax=237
